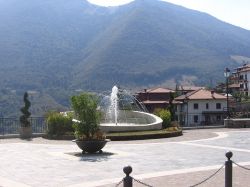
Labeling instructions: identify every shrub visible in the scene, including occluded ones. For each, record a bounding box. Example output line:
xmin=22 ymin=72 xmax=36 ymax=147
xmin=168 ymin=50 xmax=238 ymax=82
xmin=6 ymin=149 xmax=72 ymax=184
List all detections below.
xmin=20 ymin=92 xmax=31 ymax=127
xmin=71 ymin=93 xmax=103 ymax=140
xmin=46 ymin=112 xmax=73 ymax=136
xmin=154 ymin=108 xmax=171 ymax=128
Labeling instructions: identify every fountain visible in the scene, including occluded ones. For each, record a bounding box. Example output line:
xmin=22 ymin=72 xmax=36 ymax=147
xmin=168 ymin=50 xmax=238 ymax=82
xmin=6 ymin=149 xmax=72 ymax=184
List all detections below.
xmin=99 ymin=86 xmax=162 ymax=132
xmin=109 ymin=86 xmax=119 ymax=125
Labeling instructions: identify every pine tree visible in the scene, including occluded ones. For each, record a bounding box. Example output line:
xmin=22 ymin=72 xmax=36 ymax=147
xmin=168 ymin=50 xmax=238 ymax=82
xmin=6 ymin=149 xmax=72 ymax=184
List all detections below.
xmin=20 ymin=92 xmax=31 ymax=127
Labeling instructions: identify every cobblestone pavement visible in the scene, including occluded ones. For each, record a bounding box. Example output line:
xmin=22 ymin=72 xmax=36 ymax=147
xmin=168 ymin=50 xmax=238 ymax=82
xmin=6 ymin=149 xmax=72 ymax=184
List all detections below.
xmin=0 ymin=128 xmax=249 ymax=187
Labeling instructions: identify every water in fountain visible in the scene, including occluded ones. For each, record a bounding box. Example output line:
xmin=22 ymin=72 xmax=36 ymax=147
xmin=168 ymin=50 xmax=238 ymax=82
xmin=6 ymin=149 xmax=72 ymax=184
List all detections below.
xmin=99 ymin=86 xmax=150 ymax=125
xmin=109 ymin=85 xmax=119 ymax=125
xmin=99 ymin=86 xmax=162 ymax=132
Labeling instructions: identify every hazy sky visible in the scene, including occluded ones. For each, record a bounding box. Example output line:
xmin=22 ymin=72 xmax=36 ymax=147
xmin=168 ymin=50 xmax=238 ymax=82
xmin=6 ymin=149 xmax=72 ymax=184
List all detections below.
xmin=88 ymin=0 xmax=250 ymax=30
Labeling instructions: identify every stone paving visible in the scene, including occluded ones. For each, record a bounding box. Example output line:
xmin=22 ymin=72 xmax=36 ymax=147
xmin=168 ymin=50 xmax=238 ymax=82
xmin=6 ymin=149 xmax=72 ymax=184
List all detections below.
xmin=0 ymin=128 xmax=249 ymax=187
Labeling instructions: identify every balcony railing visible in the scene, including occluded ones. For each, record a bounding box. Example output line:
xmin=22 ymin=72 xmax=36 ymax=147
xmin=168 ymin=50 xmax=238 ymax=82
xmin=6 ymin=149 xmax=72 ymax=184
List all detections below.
xmin=0 ymin=117 xmax=47 ymax=135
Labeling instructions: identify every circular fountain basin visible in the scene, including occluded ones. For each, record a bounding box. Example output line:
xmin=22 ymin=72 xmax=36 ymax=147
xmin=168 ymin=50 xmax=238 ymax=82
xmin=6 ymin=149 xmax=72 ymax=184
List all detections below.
xmin=100 ymin=111 xmax=162 ymax=132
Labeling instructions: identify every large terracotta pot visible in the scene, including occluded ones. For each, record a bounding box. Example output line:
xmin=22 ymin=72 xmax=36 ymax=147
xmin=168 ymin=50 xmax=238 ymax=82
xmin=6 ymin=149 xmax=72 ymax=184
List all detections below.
xmin=72 ymin=139 xmax=110 ymax=154
xmin=19 ymin=126 xmax=32 ymax=139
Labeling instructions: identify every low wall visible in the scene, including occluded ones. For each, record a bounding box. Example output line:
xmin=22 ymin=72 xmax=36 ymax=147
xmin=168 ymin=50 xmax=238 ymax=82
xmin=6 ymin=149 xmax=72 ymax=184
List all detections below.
xmin=224 ymin=118 xmax=250 ymax=128
xmin=100 ymin=111 xmax=163 ymax=132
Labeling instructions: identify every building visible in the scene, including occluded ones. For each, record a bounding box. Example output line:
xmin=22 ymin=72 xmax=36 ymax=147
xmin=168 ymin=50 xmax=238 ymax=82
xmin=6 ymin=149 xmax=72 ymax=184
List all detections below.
xmin=136 ymin=87 xmax=176 ymax=113
xmin=174 ymin=89 xmax=227 ymax=127
xmin=177 ymin=85 xmax=206 ymax=95
xmin=230 ymin=64 xmax=250 ymax=96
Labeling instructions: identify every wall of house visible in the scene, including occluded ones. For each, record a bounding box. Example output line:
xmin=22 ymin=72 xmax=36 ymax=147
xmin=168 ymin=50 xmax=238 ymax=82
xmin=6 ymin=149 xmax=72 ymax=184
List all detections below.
xmin=238 ymin=71 xmax=250 ymax=96
xmin=137 ymin=93 xmax=171 ymax=101
xmin=148 ymin=93 xmax=170 ymax=101
xmin=247 ymin=72 xmax=250 ymax=95
xmin=187 ymin=100 xmax=226 ymax=114
xmin=137 ymin=93 xmax=148 ymax=101
xmin=176 ymin=99 xmax=227 ymax=126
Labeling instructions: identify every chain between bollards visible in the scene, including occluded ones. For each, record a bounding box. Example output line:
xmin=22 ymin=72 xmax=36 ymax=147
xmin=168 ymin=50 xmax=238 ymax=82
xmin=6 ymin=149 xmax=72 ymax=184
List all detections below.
xmin=225 ymin=151 xmax=233 ymax=187
xmin=119 ymin=152 xmax=234 ymax=187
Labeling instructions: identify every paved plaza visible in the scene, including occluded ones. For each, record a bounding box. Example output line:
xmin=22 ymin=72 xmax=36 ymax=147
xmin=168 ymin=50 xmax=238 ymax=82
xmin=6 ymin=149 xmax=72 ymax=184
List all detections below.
xmin=0 ymin=128 xmax=250 ymax=187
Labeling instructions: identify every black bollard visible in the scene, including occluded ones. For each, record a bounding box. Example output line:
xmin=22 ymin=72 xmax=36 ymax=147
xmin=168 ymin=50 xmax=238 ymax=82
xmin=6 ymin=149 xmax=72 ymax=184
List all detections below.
xmin=123 ymin=166 xmax=133 ymax=187
xmin=225 ymin=151 xmax=233 ymax=187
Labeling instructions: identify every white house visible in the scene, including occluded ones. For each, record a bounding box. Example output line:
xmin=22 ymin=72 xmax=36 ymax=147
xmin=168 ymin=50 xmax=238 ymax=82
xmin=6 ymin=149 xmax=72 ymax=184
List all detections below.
xmin=174 ymin=89 xmax=227 ymax=126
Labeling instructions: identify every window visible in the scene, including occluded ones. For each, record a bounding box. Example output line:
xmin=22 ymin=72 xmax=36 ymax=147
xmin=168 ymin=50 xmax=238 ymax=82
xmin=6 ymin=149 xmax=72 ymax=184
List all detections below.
xmin=216 ymin=103 xmax=221 ymax=109
xmin=194 ymin=115 xmax=198 ymax=123
xmin=194 ymin=103 xmax=199 ymax=109
xmin=216 ymin=115 xmax=221 ymax=121
xmin=206 ymin=103 xmax=209 ymax=109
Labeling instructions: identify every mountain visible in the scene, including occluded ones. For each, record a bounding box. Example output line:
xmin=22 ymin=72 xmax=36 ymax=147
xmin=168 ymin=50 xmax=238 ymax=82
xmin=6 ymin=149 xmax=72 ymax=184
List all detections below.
xmin=1 ymin=0 xmax=250 ymax=116
xmin=75 ymin=0 xmax=250 ymax=90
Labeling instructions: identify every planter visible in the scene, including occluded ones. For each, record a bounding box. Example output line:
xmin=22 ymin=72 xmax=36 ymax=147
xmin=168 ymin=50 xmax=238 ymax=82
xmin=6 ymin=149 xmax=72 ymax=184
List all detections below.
xmin=72 ymin=139 xmax=110 ymax=154
xmin=19 ymin=126 xmax=32 ymax=139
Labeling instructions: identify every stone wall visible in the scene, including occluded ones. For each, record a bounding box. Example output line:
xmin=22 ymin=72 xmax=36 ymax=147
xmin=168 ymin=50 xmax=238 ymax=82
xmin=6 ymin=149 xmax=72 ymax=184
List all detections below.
xmin=224 ymin=118 xmax=250 ymax=128
xmin=100 ymin=111 xmax=163 ymax=132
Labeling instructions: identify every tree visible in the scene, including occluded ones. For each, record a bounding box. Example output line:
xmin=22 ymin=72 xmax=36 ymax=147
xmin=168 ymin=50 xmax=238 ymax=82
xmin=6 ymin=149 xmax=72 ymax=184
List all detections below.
xmin=71 ymin=93 xmax=101 ymax=140
xmin=20 ymin=92 xmax=31 ymax=127
xmin=168 ymin=92 xmax=176 ymax=121
xmin=154 ymin=108 xmax=171 ymax=128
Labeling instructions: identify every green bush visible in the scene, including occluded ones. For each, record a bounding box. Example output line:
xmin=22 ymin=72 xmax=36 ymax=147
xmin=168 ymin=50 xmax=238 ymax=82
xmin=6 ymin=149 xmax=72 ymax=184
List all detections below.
xmin=20 ymin=92 xmax=31 ymax=127
xmin=154 ymin=108 xmax=171 ymax=128
xmin=71 ymin=93 xmax=103 ymax=140
xmin=46 ymin=112 xmax=73 ymax=136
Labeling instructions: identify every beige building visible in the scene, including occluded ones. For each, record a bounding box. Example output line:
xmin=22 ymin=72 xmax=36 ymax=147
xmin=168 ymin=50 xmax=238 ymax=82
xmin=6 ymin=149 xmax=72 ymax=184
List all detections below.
xmin=230 ymin=64 xmax=250 ymax=96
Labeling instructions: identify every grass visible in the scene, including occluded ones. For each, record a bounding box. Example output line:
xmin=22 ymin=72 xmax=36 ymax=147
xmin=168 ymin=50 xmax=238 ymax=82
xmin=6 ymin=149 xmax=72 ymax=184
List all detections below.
xmin=106 ymin=127 xmax=182 ymax=141
xmin=107 ymin=127 xmax=180 ymax=136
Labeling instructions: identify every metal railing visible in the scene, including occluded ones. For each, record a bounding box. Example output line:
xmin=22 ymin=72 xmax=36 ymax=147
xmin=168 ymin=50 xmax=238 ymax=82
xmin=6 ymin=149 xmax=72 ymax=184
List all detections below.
xmin=0 ymin=117 xmax=46 ymax=135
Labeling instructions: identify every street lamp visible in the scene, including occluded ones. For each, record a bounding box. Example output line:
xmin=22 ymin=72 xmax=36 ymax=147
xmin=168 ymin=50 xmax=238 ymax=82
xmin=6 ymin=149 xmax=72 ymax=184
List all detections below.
xmin=224 ymin=68 xmax=230 ymax=118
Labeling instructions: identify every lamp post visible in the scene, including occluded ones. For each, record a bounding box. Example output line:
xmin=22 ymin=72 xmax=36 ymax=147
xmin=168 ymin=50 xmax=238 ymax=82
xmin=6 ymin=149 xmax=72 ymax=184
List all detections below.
xmin=224 ymin=68 xmax=231 ymax=118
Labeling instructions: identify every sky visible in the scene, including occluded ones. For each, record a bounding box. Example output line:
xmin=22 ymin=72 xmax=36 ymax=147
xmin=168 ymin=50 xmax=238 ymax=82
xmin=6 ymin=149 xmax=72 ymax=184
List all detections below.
xmin=87 ymin=0 xmax=250 ymax=30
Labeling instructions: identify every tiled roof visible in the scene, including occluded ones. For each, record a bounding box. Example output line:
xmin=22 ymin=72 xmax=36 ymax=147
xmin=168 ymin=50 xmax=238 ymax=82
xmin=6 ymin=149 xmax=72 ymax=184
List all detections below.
xmin=142 ymin=87 xmax=175 ymax=93
xmin=175 ymin=89 xmax=226 ymax=100
xmin=178 ymin=85 xmax=205 ymax=91
xmin=142 ymin=100 xmax=168 ymax=104
xmin=142 ymin=100 xmax=182 ymax=104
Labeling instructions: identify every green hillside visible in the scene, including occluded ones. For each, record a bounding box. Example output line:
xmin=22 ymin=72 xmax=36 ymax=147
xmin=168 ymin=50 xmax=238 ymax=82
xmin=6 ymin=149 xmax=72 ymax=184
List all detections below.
xmin=75 ymin=0 xmax=250 ymax=90
xmin=1 ymin=0 xmax=250 ymax=116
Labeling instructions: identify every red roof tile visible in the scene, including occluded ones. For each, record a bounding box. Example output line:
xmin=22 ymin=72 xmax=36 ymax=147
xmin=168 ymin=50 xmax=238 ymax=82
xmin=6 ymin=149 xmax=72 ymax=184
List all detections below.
xmin=178 ymin=85 xmax=206 ymax=91
xmin=146 ymin=87 xmax=175 ymax=93
xmin=142 ymin=100 xmax=168 ymax=104
xmin=175 ymin=89 xmax=226 ymax=100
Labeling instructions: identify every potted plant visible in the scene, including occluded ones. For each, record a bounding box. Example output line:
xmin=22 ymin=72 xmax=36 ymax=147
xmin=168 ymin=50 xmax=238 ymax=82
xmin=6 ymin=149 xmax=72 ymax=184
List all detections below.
xmin=71 ymin=92 xmax=109 ymax=154
xmin=19 ymin=92 xmax=32 ymax=139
